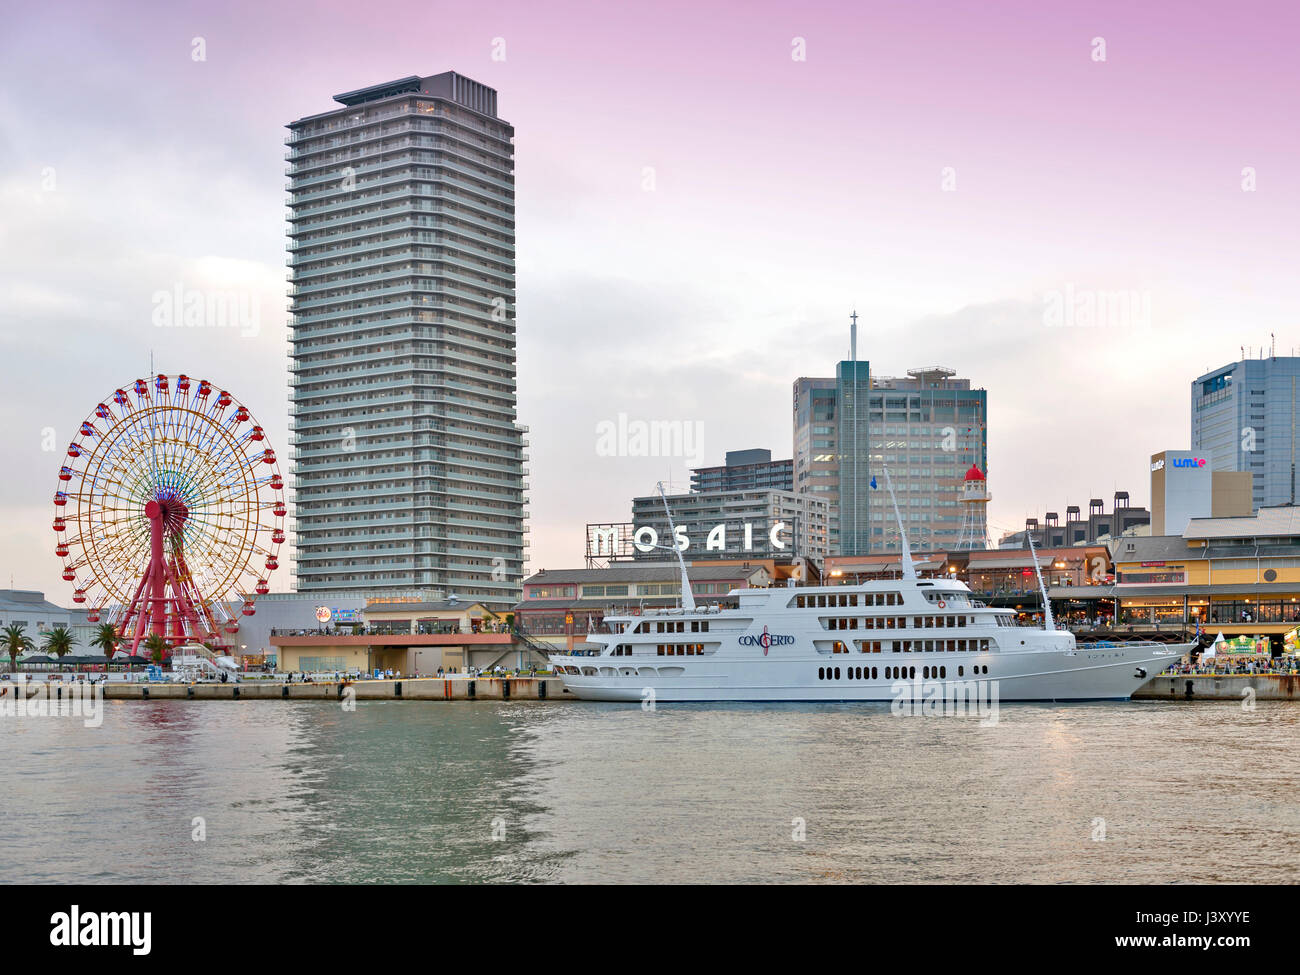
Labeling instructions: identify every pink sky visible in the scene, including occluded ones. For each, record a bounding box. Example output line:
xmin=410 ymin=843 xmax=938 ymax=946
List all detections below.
xmin=2 ymin=0 xmax=1299 ymax=598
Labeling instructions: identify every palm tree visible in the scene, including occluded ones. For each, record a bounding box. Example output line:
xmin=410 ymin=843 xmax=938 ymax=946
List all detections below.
xmin=90 ymin=623 xmax=120 ymax=663
xmin=42 ymin=625 xmax=77 ymax=662
xmin=2 ymin=623 xmax=35 ymax=672
xmin=143 ymin=632 xmax=168 ymax=666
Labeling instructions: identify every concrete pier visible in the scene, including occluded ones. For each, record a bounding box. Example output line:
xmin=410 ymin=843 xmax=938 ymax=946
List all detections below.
xmin=1133 ymin=673 xmax=1300 ymax=701
xmin=101 ymin=677 xmax=574 ymax=702
xmin=76 ymin=673 xmax=1300 ymax=703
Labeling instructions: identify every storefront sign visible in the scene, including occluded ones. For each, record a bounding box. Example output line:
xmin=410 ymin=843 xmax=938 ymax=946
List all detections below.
xmin=588 ymin=521 xmax=790 ymax=558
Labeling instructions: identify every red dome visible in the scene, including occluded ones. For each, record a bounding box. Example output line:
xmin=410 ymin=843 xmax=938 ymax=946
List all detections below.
xmin=964 ymin=464 xmax=986 ymax=482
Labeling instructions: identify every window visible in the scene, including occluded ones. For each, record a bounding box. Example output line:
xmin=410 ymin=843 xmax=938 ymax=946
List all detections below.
xmin=300 ymin=656 xmax=347 ymax=673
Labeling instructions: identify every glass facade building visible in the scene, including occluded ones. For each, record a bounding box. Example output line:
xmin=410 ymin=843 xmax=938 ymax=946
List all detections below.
xmin=1192 ymin=356 xmax=1300 ymax=511
xmin=286 ymin=72 xmax=527 ymax=607
xmin=793 ymin=377 xmax=840 ymax=550
xmin=836 ymin=361 xmax=872 ymax=556
xmin=795 ymin=366 xmax=987 ymax=556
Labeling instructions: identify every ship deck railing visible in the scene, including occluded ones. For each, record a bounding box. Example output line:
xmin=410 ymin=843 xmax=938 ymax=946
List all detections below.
xmin=1074 ymin=639 xmax=1188 ymax=651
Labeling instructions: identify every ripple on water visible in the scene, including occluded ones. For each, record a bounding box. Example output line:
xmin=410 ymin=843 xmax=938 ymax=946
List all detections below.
xmin=1 ymin=699 xmax=1297 ymax=883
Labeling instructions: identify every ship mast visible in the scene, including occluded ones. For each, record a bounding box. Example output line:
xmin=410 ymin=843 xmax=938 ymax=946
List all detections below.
xmin=657 ymin=481 xmax=697 ymax=611
xmin=1026 ymin=526 xmax=1055 ymax=631
xmin=881 ymin=466 xmax=917 ymax=581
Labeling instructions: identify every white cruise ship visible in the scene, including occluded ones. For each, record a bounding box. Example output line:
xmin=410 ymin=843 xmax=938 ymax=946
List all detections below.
xmin=550 ymin=477 xmax=1189 ymax=703
xmin=550 ymin=577 xmax=1185 ymax=702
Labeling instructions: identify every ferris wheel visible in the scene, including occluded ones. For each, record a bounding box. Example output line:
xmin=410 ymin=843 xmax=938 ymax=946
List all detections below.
xmin=52 ymin=374 xmax=285 ymax=655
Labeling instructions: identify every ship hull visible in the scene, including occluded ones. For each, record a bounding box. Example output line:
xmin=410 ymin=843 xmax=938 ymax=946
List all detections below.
xmin=555 ymin=642 xmax=1187 ymax=703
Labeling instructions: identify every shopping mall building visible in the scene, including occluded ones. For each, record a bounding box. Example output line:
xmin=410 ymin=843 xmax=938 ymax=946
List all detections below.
xmin=830 ymin=506 xmax=1300 ymax=652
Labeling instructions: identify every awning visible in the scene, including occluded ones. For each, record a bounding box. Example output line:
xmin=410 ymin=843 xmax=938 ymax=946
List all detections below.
xmin=966 ymin=557 xmax=1050 ymax=570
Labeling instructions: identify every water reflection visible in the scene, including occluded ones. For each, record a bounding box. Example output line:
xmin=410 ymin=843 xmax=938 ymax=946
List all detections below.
xmin=2 ymin=700 xmax=1297 ymax=883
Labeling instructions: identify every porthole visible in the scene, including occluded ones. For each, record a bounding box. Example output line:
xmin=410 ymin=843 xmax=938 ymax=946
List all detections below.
xmin=818 ymin=667 xmax=825 ymax=680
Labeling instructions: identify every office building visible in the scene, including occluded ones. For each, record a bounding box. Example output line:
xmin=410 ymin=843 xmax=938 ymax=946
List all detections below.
xmin=286 ymin=72 xmax=527 ymax=607
xmin=1192 ymin=354 xmax=1300 ymax=510
xmin=793 ymin=377 xmax=841 ymax=549
xmin=796 ymin=358 xmax=987 ymax=557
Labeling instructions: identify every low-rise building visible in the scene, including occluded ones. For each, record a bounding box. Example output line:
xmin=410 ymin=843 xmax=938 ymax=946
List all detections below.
xmin=825 ymin=546 xmax=1115 ymax=627
xmin=0 ymin=590 xmax=95 ymax=658
xmin=270 ymin=596 xmax=518 ymax=674
xmin=1107 ymin=506 xmax=1300 ymax=637
xmin=515 ymin=563 xmax=772 ymax=650
xmin=999 ymin=492 xmax=1150 ymax=548
xmin=231 ymin=591 xmax=368 ymax=666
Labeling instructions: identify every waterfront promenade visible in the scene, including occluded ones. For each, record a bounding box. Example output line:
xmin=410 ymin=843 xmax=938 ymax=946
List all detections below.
xmin=92 ymin=675 xmax=573 ymax=701
xmin=7 ymin=672 xmax=1300 ymax=702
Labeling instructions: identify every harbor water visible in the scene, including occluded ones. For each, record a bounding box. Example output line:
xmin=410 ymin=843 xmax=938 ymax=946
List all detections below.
xmin=3 ymin=699 xmax=1298 ymax=884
